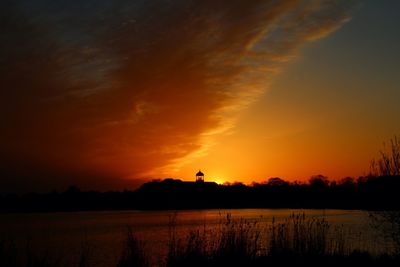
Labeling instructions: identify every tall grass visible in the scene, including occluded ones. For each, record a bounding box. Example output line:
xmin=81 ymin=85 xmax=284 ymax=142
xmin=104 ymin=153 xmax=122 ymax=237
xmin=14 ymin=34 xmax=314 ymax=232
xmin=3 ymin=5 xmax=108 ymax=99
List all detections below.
xmin=2 ymin=213 xmax=399 ymax=266
xmin=165 ymin=213 xmax=352 ymax=266
xmin=211 ymin=214 xmax=261 ymax=264
xmin=166 ymin=213 xmax=208 ymax=267
xmin=166 ymin=213 xmax=262 ymax=266
xmin=117 ymin=227 xmax=148 ymax=267
xmin=163 ymin=213 xmax=400 ymax=266
xmin=269 ymin=213 xmax=330 ymax=256
xmin=370 ymin=210 xmax=400 ymax=253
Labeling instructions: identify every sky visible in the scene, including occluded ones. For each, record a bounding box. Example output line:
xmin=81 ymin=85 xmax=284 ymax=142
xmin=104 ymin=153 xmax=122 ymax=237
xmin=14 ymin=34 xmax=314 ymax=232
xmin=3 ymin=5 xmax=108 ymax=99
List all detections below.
xmin=1 ymin=0 xmax=399 ymax=192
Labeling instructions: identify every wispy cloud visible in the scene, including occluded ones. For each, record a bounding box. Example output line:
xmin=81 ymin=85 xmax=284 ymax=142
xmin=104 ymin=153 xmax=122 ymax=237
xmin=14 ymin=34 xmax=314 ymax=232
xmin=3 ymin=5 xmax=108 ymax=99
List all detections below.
xmin=0 ymin=0 xmax=354 ymax=191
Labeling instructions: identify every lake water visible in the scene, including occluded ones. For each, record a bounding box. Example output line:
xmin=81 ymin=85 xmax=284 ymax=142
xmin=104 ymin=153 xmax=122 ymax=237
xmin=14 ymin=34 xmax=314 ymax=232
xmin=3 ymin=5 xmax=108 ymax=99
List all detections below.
xmin=0 ymin=209 xmax=394 ymax=267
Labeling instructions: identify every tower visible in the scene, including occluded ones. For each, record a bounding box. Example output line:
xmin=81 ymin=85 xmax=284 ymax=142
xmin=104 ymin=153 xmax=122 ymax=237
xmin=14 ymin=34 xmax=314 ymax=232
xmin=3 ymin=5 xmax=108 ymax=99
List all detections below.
xmin=196 ymin=170 xmax=204 ymax=182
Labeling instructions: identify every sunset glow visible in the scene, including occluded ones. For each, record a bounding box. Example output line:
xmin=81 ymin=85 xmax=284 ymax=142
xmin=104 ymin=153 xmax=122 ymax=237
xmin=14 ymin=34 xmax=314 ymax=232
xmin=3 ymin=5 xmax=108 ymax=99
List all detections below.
xmin=1 ymin=0 xmax=400 ymax=192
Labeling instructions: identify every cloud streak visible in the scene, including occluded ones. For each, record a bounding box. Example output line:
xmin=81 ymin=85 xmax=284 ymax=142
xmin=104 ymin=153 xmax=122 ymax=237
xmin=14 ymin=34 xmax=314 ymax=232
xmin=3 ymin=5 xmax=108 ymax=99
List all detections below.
xmin=0 ymin=0 xmax=353 ymax=192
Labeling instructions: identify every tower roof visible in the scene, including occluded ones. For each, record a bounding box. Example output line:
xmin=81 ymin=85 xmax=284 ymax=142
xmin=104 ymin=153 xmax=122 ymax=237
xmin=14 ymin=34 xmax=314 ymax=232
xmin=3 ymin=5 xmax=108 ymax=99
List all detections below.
xmin=196 ymin=170 xmax=204 ymax=176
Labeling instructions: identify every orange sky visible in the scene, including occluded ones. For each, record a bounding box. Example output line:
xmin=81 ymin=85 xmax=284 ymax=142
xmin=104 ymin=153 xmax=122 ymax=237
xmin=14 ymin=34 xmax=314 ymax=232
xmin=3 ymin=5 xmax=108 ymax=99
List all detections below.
xmin=159 ymin=1 xmax=400 ymax=184
xmin=1 ymin=1 xmax=400 ymax=192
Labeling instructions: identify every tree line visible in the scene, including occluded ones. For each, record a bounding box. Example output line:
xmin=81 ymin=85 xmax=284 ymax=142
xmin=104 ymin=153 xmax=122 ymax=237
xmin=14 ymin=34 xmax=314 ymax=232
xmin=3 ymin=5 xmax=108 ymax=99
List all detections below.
xmin=1 ymin=136 xmax=399 ymax=212
xmin=0 ymin=173 xmax=399 ymax=212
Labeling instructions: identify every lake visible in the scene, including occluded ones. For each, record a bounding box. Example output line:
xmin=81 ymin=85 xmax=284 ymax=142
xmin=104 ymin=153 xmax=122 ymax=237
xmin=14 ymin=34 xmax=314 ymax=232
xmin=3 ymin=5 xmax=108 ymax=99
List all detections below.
xmin=0 ymin=209 xmax=394 ymax=267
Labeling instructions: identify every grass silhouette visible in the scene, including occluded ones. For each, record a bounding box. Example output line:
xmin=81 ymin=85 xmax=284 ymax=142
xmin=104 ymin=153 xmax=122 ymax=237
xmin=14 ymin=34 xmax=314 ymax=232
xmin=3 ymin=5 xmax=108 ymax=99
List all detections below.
xmin=1 ymin=213 xmax=399 ymax=267
xmin=163 ymin=213 xmax=398 ymax=267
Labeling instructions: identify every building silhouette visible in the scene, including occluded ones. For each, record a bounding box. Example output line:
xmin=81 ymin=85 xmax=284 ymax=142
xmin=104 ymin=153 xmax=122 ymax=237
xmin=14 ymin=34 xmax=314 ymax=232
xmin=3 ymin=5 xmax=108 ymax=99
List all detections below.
xmin=196 ymin=170 xmax=204 ymax=182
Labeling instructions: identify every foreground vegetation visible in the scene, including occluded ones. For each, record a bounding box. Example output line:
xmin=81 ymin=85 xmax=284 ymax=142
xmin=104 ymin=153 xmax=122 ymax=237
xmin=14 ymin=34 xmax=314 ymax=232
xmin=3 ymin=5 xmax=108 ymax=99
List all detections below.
xmin=163 ymin=214 xmax=399 ymax=267
xmin=1 ymin=213 xmax=399 ymax=267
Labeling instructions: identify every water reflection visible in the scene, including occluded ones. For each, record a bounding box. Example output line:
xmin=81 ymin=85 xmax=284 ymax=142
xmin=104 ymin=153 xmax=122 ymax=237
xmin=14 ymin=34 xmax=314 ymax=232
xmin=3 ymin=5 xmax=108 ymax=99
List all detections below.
xmin=0 ymin=209 xmax=393 ymax=267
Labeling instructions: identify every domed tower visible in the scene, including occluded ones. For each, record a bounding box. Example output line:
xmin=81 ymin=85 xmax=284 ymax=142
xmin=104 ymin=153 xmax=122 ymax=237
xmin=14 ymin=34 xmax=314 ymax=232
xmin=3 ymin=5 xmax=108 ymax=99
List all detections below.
xmin=196 ymin=170 xmax=204 ymax=183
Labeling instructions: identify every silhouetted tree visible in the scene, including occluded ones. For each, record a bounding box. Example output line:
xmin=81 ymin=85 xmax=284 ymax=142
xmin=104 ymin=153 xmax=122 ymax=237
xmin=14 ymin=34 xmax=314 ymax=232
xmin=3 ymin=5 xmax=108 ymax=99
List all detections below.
xmin=339 ymin=177 xmax=355 ymax=185
xmin=369 ymin=136 xmax=400 ymax=252
xmin=65 ymin=185 xmax=81 ymax=194
xmin=370 ymin=135 xmax=400 ymax=176
xmin=267 ymin=177 xmax=288 ymax=186
xmin=338 ymin=177 xmax=356 ymax=189
xmin=309 ymin=175 xmax=329 ymax=188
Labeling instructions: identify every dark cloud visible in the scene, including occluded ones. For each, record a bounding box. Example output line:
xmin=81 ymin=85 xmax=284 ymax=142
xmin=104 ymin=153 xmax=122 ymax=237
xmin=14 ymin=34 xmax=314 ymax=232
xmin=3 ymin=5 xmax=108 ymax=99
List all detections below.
xmin=0 ymin=0 xmax=353 ymax=192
